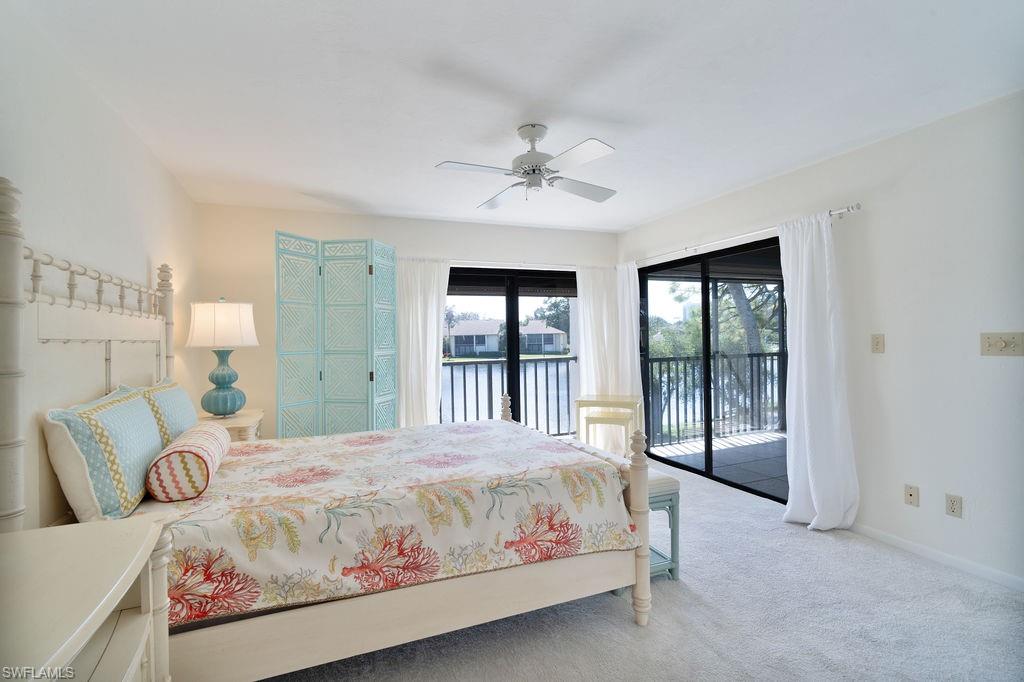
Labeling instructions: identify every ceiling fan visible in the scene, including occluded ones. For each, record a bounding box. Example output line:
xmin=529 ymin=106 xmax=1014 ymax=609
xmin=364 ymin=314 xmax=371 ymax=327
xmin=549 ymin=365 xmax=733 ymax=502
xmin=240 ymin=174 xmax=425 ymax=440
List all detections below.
xmin=436 ymin=124 xmax=617 ymax=209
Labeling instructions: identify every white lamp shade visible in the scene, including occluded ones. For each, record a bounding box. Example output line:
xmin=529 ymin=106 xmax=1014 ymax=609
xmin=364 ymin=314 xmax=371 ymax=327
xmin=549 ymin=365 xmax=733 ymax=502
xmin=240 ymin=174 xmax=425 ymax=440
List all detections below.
xmin=186 ymin=300 xmax=260 ymax=348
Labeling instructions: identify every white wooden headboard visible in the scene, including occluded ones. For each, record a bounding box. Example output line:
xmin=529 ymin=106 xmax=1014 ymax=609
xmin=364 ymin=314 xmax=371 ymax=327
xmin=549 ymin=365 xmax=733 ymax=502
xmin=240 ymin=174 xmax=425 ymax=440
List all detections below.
xmin=0 ymin=177 xmax=175 ymax=530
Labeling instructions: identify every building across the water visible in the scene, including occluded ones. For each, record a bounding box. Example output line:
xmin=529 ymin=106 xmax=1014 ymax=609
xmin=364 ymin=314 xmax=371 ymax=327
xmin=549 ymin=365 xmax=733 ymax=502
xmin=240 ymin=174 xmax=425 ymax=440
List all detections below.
xmin=445 ymin=319 xmax=568 ymax=357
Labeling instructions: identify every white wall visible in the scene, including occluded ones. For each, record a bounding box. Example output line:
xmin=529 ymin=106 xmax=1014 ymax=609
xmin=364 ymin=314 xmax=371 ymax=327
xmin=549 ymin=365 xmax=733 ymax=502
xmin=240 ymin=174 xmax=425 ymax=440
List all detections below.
xmin=192 ymin=203 xmax=617 ymax=437
xmin=0 ymin=8 xmax=200 ymax=526
xmin=619 ymin=92 xmax=1024 ymax=585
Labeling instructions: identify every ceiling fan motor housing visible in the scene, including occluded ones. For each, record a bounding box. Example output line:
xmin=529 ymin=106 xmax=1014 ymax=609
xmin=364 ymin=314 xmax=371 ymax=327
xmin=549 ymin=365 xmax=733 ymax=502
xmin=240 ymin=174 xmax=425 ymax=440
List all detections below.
xmin=513 ymin=150 xmax=554 ymax=189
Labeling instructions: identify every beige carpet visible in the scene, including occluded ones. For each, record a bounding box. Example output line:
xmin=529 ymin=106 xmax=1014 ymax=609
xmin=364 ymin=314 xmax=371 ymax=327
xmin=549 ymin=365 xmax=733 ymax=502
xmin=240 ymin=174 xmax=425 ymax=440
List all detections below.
xmin=273 ymin=463 xmax=1024 ymax=680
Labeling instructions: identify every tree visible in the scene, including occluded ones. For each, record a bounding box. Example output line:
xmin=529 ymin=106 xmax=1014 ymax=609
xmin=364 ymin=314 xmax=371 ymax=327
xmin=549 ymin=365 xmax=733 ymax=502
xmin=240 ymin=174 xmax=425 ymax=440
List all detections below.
xmin=725 ymin=282 xmax=763 ymax=354
xmin=648 ymin=280 xmax=784 ymax=440
xmin=648 ymin=313 xmax=702 ymax=359
xmin=711 ymin=282 xmax=781 ymax=354
xmin=444 ymin=306 xmax=455 ymax=333
xmin=443 ymin=306 xmax=455 ymax=356
xmin=532 ymin=298 xmax=570 ymax=335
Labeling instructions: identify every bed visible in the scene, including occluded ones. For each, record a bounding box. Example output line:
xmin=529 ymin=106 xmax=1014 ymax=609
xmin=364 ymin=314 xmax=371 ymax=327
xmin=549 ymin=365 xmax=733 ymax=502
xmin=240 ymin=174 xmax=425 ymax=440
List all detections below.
xmin=0 ymin=176 xmax=651 ymax=681
xmin=137 ymin=419 xmax=642 ymax=630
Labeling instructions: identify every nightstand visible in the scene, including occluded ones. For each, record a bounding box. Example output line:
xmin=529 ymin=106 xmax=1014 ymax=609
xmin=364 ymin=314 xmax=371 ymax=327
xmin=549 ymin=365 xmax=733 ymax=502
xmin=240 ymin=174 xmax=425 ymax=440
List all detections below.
xmin=0 ymin=517 xmax=173 ymax=681
xmin=201 ymin=408 xmax=264 ymax=442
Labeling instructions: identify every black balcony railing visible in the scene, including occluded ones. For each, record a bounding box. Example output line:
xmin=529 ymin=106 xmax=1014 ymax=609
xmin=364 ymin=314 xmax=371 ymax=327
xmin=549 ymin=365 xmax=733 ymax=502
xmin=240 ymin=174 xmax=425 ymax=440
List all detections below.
xmin=439 ymin=351 xmax=781 ymax=444
xmin=648 ymin=352 xmax=785 ymax=447
xmin=441 ymin=356 xmax=579 ymax=436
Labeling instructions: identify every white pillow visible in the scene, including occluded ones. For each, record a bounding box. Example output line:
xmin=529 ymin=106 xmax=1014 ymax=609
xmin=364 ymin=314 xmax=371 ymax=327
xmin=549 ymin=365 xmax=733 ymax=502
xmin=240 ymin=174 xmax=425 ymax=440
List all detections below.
xmin=44 ymin=388 xmax=164 ymax=521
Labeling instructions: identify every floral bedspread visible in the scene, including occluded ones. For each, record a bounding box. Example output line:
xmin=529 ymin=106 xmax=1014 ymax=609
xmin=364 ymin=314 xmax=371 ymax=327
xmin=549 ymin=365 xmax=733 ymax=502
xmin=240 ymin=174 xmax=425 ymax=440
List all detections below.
xmin=134 ymin=419 xmax=639 ymax=628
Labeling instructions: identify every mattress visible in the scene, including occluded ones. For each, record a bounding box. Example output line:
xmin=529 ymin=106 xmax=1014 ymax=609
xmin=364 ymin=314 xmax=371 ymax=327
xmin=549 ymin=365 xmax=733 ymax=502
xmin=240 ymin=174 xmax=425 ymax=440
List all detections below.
xmin=134 ymin=419 xmax=640 ymax=629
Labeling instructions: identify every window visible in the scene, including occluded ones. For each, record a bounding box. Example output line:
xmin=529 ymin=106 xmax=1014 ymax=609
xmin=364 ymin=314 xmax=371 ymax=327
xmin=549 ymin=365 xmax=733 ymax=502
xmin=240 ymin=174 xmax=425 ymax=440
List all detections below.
xmin=442 ymin=268 xmax=578 ymax=435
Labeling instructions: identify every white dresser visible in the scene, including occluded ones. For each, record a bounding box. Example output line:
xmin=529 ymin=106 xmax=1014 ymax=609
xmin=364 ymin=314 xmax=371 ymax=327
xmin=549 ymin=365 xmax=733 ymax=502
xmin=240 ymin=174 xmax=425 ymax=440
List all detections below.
xmin=0 ymin=517 xmax=173 ymax=681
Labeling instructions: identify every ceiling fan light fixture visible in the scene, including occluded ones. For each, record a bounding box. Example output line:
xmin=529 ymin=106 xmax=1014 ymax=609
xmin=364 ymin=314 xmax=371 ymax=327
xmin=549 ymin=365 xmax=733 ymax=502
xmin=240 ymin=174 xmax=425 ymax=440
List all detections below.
xmin=437 ymin=123 xmax=616 ymax=209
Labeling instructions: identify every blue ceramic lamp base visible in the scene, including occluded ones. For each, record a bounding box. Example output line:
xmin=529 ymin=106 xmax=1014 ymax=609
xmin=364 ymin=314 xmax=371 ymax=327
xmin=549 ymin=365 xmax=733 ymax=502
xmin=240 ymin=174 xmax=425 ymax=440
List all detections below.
xmin=201 ymin=348 xmax=247 ymax=417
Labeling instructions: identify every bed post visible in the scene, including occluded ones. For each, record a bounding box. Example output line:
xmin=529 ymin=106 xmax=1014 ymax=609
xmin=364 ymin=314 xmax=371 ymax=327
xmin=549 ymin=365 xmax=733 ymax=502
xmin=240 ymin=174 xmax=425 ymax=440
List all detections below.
xmin=629 ymin=429 xmax=651 ymax=625
xmin=157 ymin=264 xmax=174 ymax=380
xmin=148 ymin=526 xmax=173 ymax=681
xmin=0 ymin=178 xmax=25 ymax=533
xmin=500 ymin=393 xmax=512 ymax=421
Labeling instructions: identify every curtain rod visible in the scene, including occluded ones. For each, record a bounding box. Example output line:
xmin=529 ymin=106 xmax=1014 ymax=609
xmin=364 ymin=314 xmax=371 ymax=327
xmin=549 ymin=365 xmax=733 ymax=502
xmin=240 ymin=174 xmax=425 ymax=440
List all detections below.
xmin=449 ymin=259 xmax=578 ymax=271
xmin=452 ymin=203 xmax=862 ymax=271
xmin=636 ymin=202 xmax=862 ymax=267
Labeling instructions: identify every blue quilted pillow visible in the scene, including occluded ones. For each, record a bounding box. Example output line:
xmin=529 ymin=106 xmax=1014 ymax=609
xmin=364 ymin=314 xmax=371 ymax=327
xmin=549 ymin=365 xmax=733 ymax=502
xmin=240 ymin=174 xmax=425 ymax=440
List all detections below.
xmin=45 ymin=389 xmax=164 ymax=520
xmin=126 ymin=379 xmax=198 ymax=446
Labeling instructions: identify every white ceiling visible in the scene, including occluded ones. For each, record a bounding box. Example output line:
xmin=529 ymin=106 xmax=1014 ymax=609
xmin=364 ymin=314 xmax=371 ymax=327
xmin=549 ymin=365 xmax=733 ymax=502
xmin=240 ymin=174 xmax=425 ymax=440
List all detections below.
xmin=16 ymin=0 xmax=1024 ymax=232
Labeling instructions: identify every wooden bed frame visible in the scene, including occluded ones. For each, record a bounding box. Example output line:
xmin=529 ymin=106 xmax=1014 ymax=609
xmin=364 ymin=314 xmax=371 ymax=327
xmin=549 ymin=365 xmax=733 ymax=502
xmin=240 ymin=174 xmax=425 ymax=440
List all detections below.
xmin=0 ymin=177 xmax=651 ymax=681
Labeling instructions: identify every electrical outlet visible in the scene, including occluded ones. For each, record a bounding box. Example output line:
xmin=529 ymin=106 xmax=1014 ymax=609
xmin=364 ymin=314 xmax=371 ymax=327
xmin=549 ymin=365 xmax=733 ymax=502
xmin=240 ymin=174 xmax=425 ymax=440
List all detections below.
xmin=945 ymin=494 xmax=963 ymax=518
xmin=904 ymin=484 xmax=919 ymax=507
xmin=871 ymin=334 xmax=885 ymax=353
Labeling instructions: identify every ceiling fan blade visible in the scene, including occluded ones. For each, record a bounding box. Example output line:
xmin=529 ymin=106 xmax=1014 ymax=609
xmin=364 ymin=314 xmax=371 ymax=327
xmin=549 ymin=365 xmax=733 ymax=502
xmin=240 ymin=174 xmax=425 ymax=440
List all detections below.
xmin=547 ymin=138 xmax=614 ymax=173
xmin=478 ymin=182 xmax=526 ymax=210
xmin=436 ymin=161 xmax=514 ymax=175
xmin=549 ymin=176 xmax=617 ymax=203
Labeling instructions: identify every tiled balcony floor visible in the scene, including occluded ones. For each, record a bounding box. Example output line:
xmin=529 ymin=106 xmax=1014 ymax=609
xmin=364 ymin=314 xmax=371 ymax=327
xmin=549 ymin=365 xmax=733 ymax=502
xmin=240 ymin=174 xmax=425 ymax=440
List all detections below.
xmin=652 ymin=431 xmax=788 ymax=500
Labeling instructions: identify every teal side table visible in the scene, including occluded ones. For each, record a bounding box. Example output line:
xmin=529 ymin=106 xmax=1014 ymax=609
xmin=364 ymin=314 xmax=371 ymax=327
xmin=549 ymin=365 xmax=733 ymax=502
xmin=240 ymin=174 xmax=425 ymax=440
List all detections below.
xmin=613 ymin=471 xmax=679 ymax=596
xmin=649 ymin=489 xmax=680 ymax=580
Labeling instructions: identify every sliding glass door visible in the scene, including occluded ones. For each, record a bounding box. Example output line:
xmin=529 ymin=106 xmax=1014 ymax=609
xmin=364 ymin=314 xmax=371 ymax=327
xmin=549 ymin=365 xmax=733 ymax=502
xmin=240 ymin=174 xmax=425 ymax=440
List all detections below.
xmin=707 ymin=247 xmax=787 ymax=499
xmin=644 ymin=260 xmax=706 ymax=470
xmin=443 ymin=268 xmax=578 ymax=435
xmin=640 ymin=239 xmax=788 ymax=502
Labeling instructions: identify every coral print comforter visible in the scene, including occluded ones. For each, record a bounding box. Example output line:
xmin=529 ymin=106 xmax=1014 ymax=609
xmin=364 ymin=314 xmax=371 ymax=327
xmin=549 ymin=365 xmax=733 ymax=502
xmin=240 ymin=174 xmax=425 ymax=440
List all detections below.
xmin=134 ymin=419 xmax=639 ymax=628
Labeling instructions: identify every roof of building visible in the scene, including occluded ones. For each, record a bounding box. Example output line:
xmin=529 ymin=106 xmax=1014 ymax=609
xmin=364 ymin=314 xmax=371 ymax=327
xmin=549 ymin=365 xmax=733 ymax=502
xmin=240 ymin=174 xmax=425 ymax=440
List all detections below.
xmin=446 ymin=318 xmax=567 ymax=337
xmin=448 ymin=319 xmax=501 ymax=336
xmin=519 ymin=319 xmax=566 ymax=335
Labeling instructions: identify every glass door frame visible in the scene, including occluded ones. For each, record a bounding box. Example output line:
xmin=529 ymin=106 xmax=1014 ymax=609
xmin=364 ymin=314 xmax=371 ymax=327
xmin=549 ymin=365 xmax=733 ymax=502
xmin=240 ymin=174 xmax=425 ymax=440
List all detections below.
xmin=447 ymin=267 xmax=577 ymax=425
xmin=638 ymin=237 xmax=787 ymax=504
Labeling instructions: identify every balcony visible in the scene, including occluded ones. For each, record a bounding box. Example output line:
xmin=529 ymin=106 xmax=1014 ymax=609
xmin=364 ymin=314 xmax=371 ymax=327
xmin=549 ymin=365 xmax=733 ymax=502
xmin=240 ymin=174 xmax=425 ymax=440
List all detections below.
xmin=440 ymin=350 xmax=787 ymax=499
xmin=649 ymin=351 xmax=788 ymax=499
xmin=441 ymin=356 xmax=578 ymax=436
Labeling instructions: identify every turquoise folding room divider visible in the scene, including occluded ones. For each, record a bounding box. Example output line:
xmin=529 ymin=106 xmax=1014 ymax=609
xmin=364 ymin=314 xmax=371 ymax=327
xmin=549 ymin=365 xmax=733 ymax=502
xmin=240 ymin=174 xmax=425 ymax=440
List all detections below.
xmin=276 ymin=232 xmax=397 ymax=437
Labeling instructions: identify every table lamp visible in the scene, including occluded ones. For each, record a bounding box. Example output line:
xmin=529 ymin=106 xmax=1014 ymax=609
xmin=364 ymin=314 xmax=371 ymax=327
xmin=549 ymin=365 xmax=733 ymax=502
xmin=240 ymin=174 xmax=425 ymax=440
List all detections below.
xmin=186 ymin=297 xmax=259 ymax=417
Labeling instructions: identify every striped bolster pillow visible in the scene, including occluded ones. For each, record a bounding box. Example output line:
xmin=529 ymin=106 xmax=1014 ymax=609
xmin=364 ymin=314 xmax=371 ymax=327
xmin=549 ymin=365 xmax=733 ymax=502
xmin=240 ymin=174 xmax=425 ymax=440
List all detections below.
xmin=145 ymin=423 xmax=230 ymax=502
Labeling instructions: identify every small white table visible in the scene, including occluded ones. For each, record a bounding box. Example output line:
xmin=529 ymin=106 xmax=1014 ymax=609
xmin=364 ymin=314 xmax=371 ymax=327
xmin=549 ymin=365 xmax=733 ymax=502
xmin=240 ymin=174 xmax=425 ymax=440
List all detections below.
xmin=575 ymin=394 xmax=642 ymax=444
xmin=202 ymin=407 xmax=264 ymax=442
xmin=0 ymin=516 xmax=173 ymax=681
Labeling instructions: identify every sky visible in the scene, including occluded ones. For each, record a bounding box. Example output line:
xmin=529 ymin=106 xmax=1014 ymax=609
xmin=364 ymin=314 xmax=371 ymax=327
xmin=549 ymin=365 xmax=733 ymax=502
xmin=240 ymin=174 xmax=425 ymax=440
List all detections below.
xmin=649 ymin=281 xmax=700 ymax=324
xmin=450 ymin=288 xmax=699 ymax=324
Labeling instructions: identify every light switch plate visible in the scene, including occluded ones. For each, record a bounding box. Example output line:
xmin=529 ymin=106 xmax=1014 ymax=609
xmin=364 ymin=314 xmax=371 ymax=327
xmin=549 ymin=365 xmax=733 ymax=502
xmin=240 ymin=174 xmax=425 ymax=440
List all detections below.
xmin=871 ymin=334 xmax=885 ymax=353
xmin=980 ymin=332 xmax=1023 ymax=356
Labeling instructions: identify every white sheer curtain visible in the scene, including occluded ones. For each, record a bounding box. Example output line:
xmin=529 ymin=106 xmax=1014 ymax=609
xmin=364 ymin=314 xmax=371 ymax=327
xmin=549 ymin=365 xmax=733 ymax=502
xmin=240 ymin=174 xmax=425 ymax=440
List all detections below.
xmin=397 ymin=258 xmax=450 ymax=428
xmin=778 ymin=212 xmax=859 ymax=530
xmin=575 ymin=262 xmax=644 ymax=454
